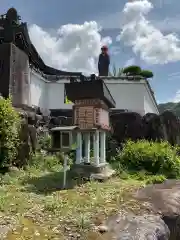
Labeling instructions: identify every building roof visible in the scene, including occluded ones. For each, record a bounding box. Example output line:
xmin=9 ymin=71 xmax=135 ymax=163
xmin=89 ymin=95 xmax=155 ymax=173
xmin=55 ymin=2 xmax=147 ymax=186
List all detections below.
xmin=0 ymin=8 xmax=82 ymax=78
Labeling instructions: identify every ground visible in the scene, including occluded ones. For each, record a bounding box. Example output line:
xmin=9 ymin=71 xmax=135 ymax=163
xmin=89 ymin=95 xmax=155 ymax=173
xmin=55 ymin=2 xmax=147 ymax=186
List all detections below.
xmin=0 ymin=163 xmax=145 ymax=240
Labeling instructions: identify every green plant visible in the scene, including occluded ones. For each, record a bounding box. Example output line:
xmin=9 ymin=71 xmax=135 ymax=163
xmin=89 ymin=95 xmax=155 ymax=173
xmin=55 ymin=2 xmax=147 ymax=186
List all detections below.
xmin=115 ymin=140 xmax=180 ymax=179
xmin=140 ymin=70 xmax=153 ymax=78
xmin=0 ymin=98 xmax=20 ymax=168
xmin=30 ymin=152 xmax=62 ymax=171
xmin=145 ymin=175 xmax=166 ymax=185
xmin=123 ymin=65 xmax=142 ymax=75
xmin=37 ymin=133 xmax=51 ymax=150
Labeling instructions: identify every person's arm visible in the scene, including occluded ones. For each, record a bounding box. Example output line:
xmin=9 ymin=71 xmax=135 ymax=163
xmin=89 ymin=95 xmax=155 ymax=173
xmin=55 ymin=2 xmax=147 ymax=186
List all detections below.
xmin=98 ymin=54 xmax=101 ymax=72
xmin=107 ymin=54 xmax=110 ymax=66
xmin=98 ymin=54 xmax=101 ymax=65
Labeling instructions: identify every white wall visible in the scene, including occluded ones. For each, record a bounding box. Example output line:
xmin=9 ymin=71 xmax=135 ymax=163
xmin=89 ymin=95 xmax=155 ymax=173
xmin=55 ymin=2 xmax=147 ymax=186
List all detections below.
xmin=106 ymin=80 xmax=159 ymax=115
xmin=48 ymin=82 xmax=73 ymax=109
xmin=30 ymin=70 xmax=48 ymax=109
xmin=143 ymin=84 xmax=159 ymax=114
xmin=106 ymin=80 xmax=145 ymax=115
xmin=29 ymin=72 xmax=159 ymax=115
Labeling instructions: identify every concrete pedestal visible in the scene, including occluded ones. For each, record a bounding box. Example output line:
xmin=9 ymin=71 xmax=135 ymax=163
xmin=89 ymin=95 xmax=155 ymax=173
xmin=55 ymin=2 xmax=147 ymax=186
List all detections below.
xmin=73 ymin=129 xmax=115 ymax=181
xmin=69 ymin=162 xmax=115 ymax=181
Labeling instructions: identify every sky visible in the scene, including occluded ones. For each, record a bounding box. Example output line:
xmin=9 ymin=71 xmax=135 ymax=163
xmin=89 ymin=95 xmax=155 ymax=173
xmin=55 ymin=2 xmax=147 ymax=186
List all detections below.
xmin=1 ymin=0 xmax=180 ymax=104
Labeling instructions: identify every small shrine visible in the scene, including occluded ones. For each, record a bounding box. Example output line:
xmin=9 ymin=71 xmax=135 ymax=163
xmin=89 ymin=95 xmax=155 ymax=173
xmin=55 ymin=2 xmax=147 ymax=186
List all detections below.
xmin=65 ymin=76 xmax=116 ymax=180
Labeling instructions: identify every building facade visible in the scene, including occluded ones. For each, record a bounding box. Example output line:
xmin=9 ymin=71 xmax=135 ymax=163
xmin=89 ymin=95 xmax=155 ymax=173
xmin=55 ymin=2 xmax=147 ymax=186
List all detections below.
xmin=0 ymin=8 xmax=159 ymax=116
xmin=30 ymin=70 xmax=159 ymax=115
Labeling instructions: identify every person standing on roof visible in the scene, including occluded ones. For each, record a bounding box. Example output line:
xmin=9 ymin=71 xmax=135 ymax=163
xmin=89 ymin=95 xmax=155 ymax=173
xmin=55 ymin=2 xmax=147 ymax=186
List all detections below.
xmin=98 ymin=45 xmax=110 ymax=76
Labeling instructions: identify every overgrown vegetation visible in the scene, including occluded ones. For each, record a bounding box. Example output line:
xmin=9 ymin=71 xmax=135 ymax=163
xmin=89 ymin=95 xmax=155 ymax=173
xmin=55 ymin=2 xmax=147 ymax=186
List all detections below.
xmin=1 ymin=153 xmax=144 ymax=239
xmin=0 ymin=98 xmax=20 ymax=168
xmin=37 ymin=132 xmax=51 ymax=151
xmin=114 ymin=140 xmax=180 ymax=179
xmin=1 ymin=98 xmax=180 ymax=238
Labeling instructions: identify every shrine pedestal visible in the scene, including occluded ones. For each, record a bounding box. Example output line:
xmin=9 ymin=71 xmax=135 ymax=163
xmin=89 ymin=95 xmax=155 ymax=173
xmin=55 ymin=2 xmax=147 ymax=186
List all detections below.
xmin=70 ymin=162 xmax=115 ymax=181
xmin=69 ymin=129 xmax=115 ymax=181
xmin=65 ymin=79 xmax=116 ymax=181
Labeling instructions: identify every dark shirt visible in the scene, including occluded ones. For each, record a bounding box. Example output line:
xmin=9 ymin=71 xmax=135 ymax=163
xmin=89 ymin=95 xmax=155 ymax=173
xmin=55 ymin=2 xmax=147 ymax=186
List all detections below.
xmin=98 ymin=53 xmax=110 ymax=68
xmin=98 ymin=53 xmax=110 ymax=76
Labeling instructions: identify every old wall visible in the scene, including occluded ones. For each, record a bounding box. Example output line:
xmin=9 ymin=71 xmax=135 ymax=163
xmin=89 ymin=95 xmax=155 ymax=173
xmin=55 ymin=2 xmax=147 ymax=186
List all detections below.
xmin=105 ymin=80 xmax=145 ymax=115
xmin=30 ymin=70 xmax=48 ymax=109
xmin=0 ymin=43 xmax=31 ymax=107
xmin=48 ymin=81 xmax=72 ymax=110
xmin=28 ymin=74 xmax=159 ymax=115
xmin=143 ymin=84 xmax=159 ymax=114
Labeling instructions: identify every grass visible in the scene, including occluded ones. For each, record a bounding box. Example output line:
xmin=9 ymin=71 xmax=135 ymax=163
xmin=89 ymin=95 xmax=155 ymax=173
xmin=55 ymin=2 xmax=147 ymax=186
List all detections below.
xmin=0 ymin=154 xmax=147 ymax=240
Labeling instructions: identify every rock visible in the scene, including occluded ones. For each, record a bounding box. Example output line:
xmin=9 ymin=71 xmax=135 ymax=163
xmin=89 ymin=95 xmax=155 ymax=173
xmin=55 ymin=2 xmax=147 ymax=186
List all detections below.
xmin=9 ymin=166 xmax=19 ymax=172
xmin=134 ymin=179 xmax=180 ymax=239
xmin=0 ymin=225 xmax=12 ymax=239
xmin=97 ymin=224 xmax=109 ymax=233
xmin=103 ymin=180 xmax=180 ymax=239
xmin=134 ymin=180 xmax=180 ymax=215
xmin=105 ymin=213 xmax=169 ymax=240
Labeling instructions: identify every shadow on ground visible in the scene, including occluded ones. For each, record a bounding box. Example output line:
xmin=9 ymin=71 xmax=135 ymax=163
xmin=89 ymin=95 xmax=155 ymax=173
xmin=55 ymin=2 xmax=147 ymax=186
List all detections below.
xmin=21 ymin=170 xmax=88 ymax=195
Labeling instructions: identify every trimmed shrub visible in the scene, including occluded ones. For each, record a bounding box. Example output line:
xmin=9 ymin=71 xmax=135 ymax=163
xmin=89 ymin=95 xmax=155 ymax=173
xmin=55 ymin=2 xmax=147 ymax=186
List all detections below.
xmin=115 ymin=140 xmax=180 ymax=178
xmin=0 ymin=98 xmax=20 ymax=167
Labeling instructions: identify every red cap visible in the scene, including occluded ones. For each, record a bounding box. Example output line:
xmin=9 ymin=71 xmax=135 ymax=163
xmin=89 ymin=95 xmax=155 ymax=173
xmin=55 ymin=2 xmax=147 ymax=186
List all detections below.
xmin=101 ymin=45 xmax=108 ymax=50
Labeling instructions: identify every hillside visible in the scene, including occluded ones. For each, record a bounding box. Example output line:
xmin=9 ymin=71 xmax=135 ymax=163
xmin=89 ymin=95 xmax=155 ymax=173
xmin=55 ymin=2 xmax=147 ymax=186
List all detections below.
xmin=158 ymin=102 xmax=180 ymax=117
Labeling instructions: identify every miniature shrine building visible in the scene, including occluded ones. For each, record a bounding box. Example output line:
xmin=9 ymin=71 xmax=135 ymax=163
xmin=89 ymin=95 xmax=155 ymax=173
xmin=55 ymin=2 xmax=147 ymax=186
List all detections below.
xmin=0 ymin=8 xmax=159 ymax=116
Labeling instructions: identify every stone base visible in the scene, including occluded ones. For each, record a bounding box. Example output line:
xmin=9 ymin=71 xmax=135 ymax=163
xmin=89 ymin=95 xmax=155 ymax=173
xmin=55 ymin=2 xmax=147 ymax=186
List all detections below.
xmin=69 ymin=162 xmax=115 ymax=181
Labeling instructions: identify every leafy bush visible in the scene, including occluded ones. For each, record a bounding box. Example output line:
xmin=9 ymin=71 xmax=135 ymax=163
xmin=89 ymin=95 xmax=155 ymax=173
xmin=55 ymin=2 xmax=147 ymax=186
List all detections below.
xmin=140 ymin=70 xmax=153 ymax=78
xmin=115 ymin=140 xmax=180 ymax=178
xmin=145 ymin=175 xmax=166 ymax=185
xmin=123 ymin=65 xmax=142 ymax=75
xmin=30 ymin=153 xmax=62 ymax=171
xmin=37 ymin=133 xmax=51 ymax=150
xmin=0 ymin=98 xmax=20 ymax=167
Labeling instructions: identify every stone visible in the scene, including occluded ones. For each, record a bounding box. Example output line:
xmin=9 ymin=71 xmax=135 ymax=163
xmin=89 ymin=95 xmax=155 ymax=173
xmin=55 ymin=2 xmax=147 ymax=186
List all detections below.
xmin=134 ymin=180 xmax=180 ymax=215
xmin=134 ymin=180 xmax=180 ymax=239
xmin=0 ymin=225 xmax=13 ymax=239
xmin=104 ymin=213 xmax=169 ymax=240
xmin=90 ymin=164 xmax=115 ymax=181
xmin=69 ymin=163 xmax=115 ymax=181
xmin=101 ymin=180 xmax=180 ymax=239
xmin=97 ymin=224 xmax=109 ymax=233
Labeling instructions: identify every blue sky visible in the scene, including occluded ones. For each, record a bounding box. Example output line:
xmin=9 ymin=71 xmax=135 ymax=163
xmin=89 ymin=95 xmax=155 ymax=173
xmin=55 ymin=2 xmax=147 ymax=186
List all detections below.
xmin=1 ymin=0 xmax=180 ymax=103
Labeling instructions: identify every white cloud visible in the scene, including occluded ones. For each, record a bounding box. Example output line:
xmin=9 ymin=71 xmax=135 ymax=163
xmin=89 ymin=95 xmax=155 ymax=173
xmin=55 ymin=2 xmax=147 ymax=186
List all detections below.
xmin=117 ymin=0 xmax=180 ymax=64
xmin=167 ymin=72 xmax=180 ymax=81
xmin=29 ymin=22 xmax=112 ymax=74
xmin=124 ymin=57 xmax=135 ymax=67
xmin=171 ymin=90 xmax=180 ymax=102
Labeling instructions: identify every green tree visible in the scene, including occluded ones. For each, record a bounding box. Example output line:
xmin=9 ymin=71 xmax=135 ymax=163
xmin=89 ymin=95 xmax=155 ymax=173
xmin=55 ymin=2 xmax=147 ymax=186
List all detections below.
xmin=140 ymin=70 xmax=154 ymax=78
xmin=122 ymin=65 xmax=142 ymax=76
xmin=0 ymin=97 xmax=20 ymax=167
xmin=110 ymin=65 xmax=154 ymax=79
